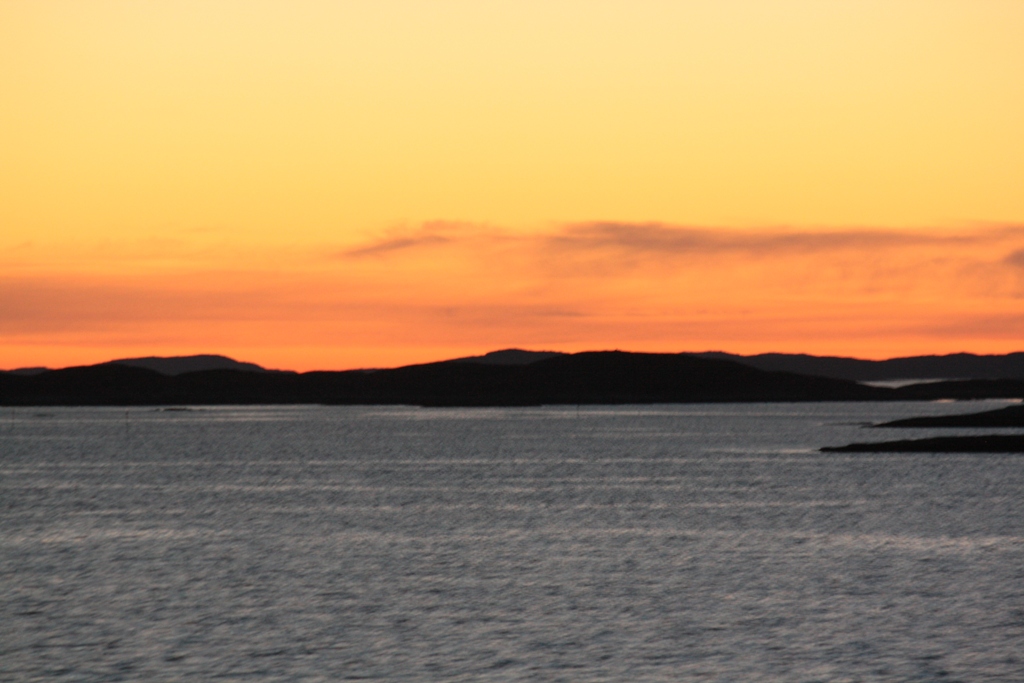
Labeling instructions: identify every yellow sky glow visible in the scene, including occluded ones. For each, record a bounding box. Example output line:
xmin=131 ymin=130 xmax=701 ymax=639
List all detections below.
xmin=2 ymin=1 xmax=1023 ymax=370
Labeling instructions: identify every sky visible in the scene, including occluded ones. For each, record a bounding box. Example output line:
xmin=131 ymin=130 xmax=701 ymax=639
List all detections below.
xmin=2 ymin=0 xmax=1023 ymax=371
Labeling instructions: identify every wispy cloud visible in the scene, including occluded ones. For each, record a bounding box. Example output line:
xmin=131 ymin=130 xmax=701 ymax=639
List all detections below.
xmin=339 ymin=221 xmax=1024 ymax=262
xmin=547 ymin=222 xmax=1024 ymax=257
xmin=342 ymin=233 xmax=453 ymax=257
xmin=1004 ymin=248 xmax=1024 ymax=268
xmin=340 ymin=221 xmax=500 ymax=258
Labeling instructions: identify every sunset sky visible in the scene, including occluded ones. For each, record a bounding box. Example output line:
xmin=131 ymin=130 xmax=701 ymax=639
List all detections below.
xmin=3 ymin=1 xmax=1023 ymax=371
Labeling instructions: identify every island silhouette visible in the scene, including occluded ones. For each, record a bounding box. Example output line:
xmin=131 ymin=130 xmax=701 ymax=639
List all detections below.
xmin=821 ymin=401 xmax=1024 ymax=453
xmin=875 ymin=403 xmax=1024 ymax=428
xmin=821 ymin=435 xmax=1024 ymax=453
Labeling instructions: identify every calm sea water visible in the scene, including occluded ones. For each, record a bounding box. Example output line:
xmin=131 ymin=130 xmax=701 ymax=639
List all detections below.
xmin=2 ymin=402 xmax=1023 ymax=682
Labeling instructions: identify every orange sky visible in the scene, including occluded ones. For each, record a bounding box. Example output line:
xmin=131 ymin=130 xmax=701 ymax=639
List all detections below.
xmin=2 ymin=1 xmax=1023 ymax=370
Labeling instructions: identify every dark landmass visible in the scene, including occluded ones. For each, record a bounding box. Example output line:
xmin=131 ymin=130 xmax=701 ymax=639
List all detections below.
xmin=4 ymin=355 xmax=268 ymax=377
xmin=9 ymin=349 xmax=1024 ymax=380
xmin=2 ymin=351 xmax=887 ymax=407
xmin=6 ymin=366 xmax=50 ymax=376
xmin=822 ymin=435 xmax=1024 ymax=453
xmin=696 ymin=351 xmax=1024 ymax=382
xmin=5 ymin=350 xmax=1024 ymax=407
xmin=10 ymin=350 xmax=1024 ymax=381
xmin=876 ymin=403 xmax=1024 ymax=428
xmin=446 ymin=349 xmax=565 ymax=366
xmin=105 ymin=354 xmax=268 ymax=375
xmin=887 ymin=379 xmax=1024 ymax=401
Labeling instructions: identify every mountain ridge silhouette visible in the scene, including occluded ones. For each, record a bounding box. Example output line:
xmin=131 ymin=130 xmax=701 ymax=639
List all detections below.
xmin=4 ymin=350 xmax=1024 ymax=406
xmin=1 ymin=351 xmax=876 ymax=406
xmin=9 ymin=349 xmax=1024 ymax=380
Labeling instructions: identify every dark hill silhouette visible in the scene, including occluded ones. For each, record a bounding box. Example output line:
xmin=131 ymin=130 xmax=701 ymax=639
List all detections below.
xmin=1 ymin=364 xmax=180 ymax=406
xmin=10 ymin=349 xmax=1024 ymax=381
xmin=446 ymin=349 xmax=565 ymax=365
xmin=695 ymin=351 xmax=1024 ymax=381
xmin=1 ymin=351 xmax=886 ymax=406
xmin=339 ymin=351 xmax=886 ymax=406
xmin=106 ymin=354 xmax=268 ymax=375
xmin=6 ymin=366 xmax=49 ymax=376
xmin=6 ymin=351 xmax=1024 ymax=407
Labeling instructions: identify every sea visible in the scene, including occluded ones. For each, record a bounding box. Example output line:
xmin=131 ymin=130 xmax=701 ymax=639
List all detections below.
xmin=2 ymin=402 xmax=1023 ymax=682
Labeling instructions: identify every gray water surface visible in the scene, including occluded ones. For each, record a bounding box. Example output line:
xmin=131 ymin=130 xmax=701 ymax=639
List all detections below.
xmin=2 ymin=403 xmax=1023 ymax=681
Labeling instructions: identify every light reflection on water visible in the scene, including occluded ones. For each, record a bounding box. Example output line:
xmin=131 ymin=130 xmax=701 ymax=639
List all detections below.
xmin=2 ymin=402 xmax=1023 ymax=681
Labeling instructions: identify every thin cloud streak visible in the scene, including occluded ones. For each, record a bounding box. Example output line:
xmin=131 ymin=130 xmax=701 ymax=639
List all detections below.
xmin=550 ymin=223 xmax=997 ymax=256
xmin=342 ymin=234 xmax=453 ymax=258
xmin=339 ymin=221 xmax=508 ymax=258
xmin=1004 ymin=249 xmax=1024 ymax=268
xmin=341 ymin=221 xmax=1024 ymax=262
